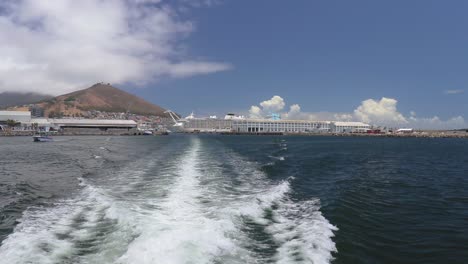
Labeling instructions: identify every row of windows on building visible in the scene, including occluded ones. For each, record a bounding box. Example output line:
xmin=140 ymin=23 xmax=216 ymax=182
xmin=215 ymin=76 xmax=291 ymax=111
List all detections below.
xmin=331 ymin=125 xmax=370 ymax=133
xmin=182 ymin=119 xmax=370 ymax=133
xmin=183 ymin=119 xmax=233 ymax=129
xmin=232 ymin=121 xmax=332 ymax=133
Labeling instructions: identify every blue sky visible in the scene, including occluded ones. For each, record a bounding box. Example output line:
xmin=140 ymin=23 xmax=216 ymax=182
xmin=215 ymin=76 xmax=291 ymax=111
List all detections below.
xmin=0 ymin=0 xmax=467 ymax=128
xmin=136 ymin=0 xmax=467 ymax=121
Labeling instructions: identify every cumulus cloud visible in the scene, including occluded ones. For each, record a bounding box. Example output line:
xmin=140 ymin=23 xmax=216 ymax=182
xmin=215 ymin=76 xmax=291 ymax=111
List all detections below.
xmin=352 ymin=98 xmax=467 ymax=129
xmin=444 ymin=89 xmax=464 ymax=94
xmin=0 ymin=0 xmax=231 ymax=95
xmin=259 ymin=95 xmax=286 ymax=113
xmin=250 ymin=95 xmax=348 ymax=121
xmin=408 ymin=114 xmax=467 ymax=129
xmin=282 ymin=104 xmax=329 ymax=120
xmin=248 ymin=105 xmax=262 ymax=119
xmin=285 ymin=104 xmax=301 ymax=118
xmin=249 ymin=95 xmax=286 ymax=118
xmin=247 ymin=95 xmax=467 ymax=129
xmin=282 ymin=104 xmax=305 ymax=119
xmin=353 ymin=97 xmax=408 ymax=125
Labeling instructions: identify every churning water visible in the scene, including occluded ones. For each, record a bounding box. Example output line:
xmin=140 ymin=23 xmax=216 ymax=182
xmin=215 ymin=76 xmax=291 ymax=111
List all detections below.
xmin=0 ymin=135 xmax=467 ymax=264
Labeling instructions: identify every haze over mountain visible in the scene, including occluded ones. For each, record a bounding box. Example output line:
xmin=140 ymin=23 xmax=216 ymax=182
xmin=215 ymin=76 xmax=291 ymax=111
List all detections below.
xmin=11 ymin=83 xmax=168 ymax=117
xmin=0 ymin=92 xmax=52 ymax=109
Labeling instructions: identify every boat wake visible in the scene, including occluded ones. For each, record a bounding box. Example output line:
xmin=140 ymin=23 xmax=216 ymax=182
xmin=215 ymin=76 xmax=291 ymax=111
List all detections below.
xmin=117 ymin=139 xmax=245 ymax=264
xmin=0 ymin=137 xmax=337 ymax=264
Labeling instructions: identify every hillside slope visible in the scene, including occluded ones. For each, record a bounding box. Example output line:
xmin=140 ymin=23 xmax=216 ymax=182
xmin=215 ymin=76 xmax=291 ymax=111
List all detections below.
xmin=36 ymin=83 xmax=167 ymax=117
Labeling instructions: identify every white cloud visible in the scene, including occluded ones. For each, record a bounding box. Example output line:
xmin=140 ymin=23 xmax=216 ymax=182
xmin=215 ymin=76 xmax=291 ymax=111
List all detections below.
xmin=352 ymin=98 xmax=467 ymax=129
xmin=249 ymin=95 xmax=286 ymax=118
xmin=444 ymin=89 xmax=464 ymax=94
xmin=246 ymin=95 xmax=467 ymax=129
xmin=259 ymin=95 xmax=285 ymax=113
xmin=248 ymin=105 xmax=262 ymax=119
xmin=0 ymin=0 xmax=231 ymax=95
xmin=249 ymin=95 xmax=352 ymax=121
xmin=179 ymin=0 xmax=220 ymax=7
xmin=285 ymin=104 xmax=301 ymax=118
xmin=333 ymin=113 xmax=353 ymax=121
xmin=409 ymin=114 xmax=467 ymax=129
xmin=353 ymin=97 xmax=408 ymax=125
xmin=282 ymin=104 xmax=306 ymax=119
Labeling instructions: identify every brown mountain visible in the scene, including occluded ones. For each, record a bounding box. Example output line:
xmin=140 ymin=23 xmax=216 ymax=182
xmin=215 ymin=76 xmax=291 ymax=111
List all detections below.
xmin=37 ymin=83 xmax=167 ymax=117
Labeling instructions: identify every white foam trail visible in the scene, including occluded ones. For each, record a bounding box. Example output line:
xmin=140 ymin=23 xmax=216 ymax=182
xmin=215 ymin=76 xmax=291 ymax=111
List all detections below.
xmin=0 ymin=137 xmax=337 ymax=264
xmin=117 ymin=138 xmax=247 ymax=264
xmin=224 ymin=180 xmax=337 ymax=264
xmin=0 ymin=155 xmax=163 ymax=264
xmin=0 ymin=184 xmax=135 ymax=264
xmin=205 ymin=147 xmax=338 ymax=264
xmin=269 ymin=194 xmax=338 ymax=264
xmin=0 ymin=204 xmax=75 ymax=264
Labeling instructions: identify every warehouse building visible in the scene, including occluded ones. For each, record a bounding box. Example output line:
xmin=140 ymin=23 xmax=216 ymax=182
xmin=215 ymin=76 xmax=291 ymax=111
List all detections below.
xmin=182 ymin=114 xmax=371 ymax=134
xmin=52 ymin=119 xmax=137 ymax=135
xmin=231 ymin=119 xmax=331 ymax=133
xmin=330 ymin=122 xmax=370 ymax=133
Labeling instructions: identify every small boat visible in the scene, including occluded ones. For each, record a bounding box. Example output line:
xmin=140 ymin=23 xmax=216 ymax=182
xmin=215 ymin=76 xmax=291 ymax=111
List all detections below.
xmin=143 ymin=130 xmax=153 ymax=135
xmin=33 ymin=135 xmax=53 ymax=142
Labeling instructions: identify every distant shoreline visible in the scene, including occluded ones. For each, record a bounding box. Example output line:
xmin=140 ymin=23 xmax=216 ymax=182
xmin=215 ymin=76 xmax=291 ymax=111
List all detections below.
xmin=1 ymin=130 xmax=467 ymax=139
xmin=173 ymin=131 xmax=468 ymax=138
xmin=0 ymin=131 xmax=167 ymax=137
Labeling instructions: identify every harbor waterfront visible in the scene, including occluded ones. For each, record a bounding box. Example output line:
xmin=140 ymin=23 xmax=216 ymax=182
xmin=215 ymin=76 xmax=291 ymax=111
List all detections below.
xmin=1 ymin=2 xmax=468 ymax=264
xmin=0 ymin=135 xmax=467 ymax=264
xmin=178 ymin=113 xmax=370 ymax=134
xmin=1 ymin=110 xmax=467 ymax=138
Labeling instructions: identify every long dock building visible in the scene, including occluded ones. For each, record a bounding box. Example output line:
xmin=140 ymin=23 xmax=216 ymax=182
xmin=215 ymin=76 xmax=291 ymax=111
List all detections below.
xmin=182 ymin=113 xmax=370 ymax=134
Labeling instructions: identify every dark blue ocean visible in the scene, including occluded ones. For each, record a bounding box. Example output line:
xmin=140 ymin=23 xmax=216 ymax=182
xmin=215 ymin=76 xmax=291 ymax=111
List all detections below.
xmin=0 ymin=135 xmax=467 ymax=264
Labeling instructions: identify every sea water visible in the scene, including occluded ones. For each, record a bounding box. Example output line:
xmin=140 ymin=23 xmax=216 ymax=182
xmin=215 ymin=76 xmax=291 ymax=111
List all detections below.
xmin=0 ymin=135 xmax=466 ymax=264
